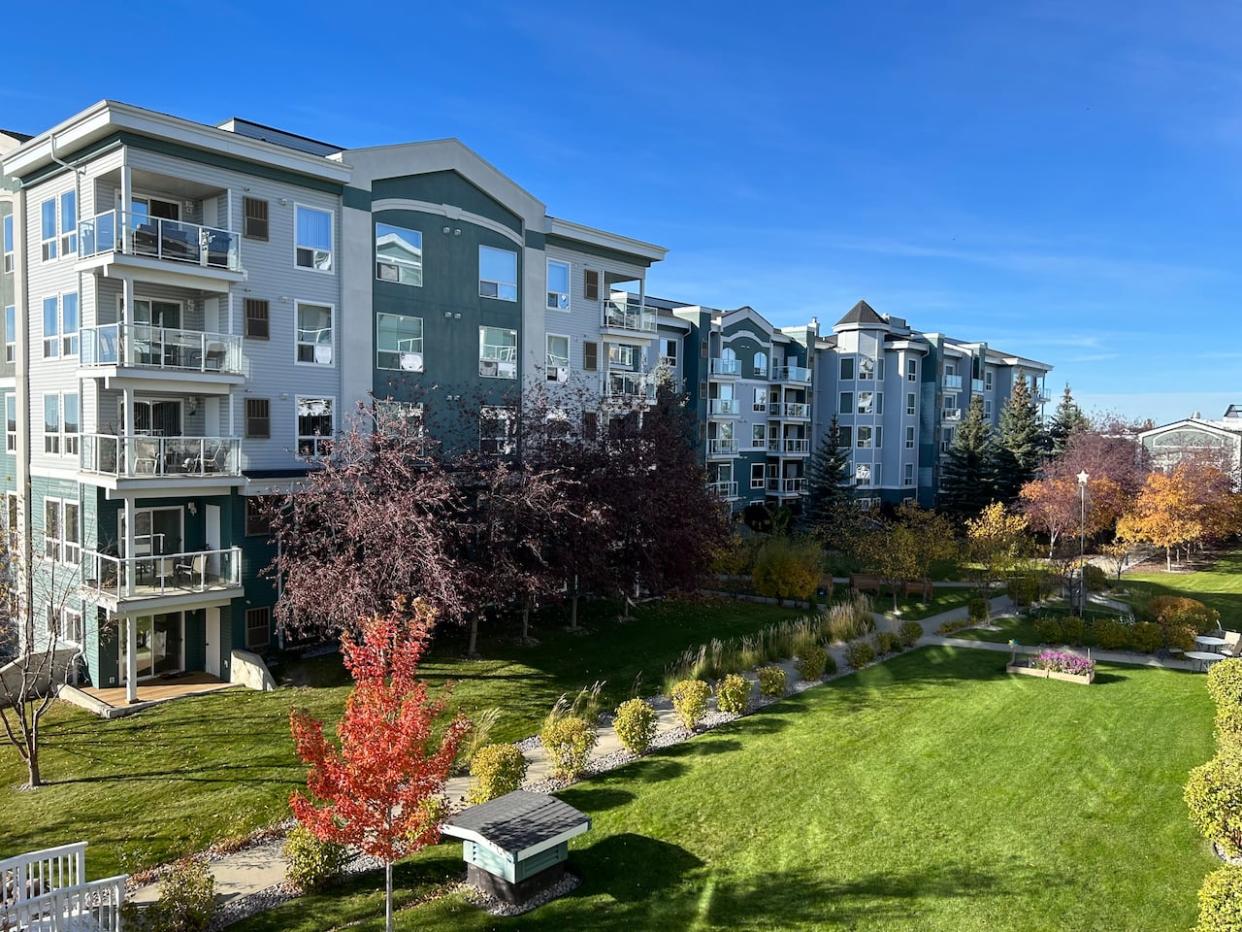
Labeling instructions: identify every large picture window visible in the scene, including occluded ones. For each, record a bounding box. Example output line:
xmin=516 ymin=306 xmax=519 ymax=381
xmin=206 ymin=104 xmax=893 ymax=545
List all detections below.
xmin=375 ymin=223 xmax=423 ymax=286
xmin=480 ymin=406 xmax=516 ymax=455
xmin=295 ymin=302 xmax=334 ymax=365
xmin=479 ymin=246 xmax=518 ymax=301
xmin=546 ymin=334 xmax=570 ymax=382
xmin=296 ymin=396 xmax=335 ymax=458
xmin=546 ymin=258 xmax=570 ymax=310
xmin=479 ymin=326 xmax=517 ymax=379
xmin=376 ymin=313 xmax=424 ymax=371
xmin=295 ymin=205 xmax=334 ymax=272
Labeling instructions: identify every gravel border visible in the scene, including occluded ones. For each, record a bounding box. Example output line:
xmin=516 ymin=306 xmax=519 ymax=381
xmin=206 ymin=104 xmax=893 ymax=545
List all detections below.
xmin=458 ymin=872 xmax=580 ymax=916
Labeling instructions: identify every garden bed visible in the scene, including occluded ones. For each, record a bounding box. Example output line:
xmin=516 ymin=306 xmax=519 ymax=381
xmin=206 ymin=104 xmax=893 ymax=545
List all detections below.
xmin=1006 ymin=663 xmax=1095 ymax=685
xmin=1006 ymin=649 xmax=1096 ymax=685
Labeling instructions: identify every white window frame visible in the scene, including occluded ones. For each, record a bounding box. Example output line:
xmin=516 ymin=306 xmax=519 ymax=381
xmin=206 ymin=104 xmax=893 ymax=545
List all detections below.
xmin=60 ymin=292 xmax=78 ymax=357
xmin=660 ymin=338 xmax=678 ymax=368
xmin=62 ymin=607 xmax=84 ymax=645
xmin=546 ymin=258 xmax=570 ymax=311
xmin=61 ymin=392 xmax=79 ymax=457
xmin=374 ymin=222 xmax=422 ymax=286
xmin=42 ymin=393 xmax=60 ymax=455
xmin=876 ymin=392 xmax=884 ymax=415
xmin=479 ymin=245 xmax=518 ymax=302
xmin=480 ymin=405 xmax=517 ymax=455
xmin=856 ymin=426 xmax=873 ymax=449
xmin=753 ymin=351 xmax=767 ymax=375
xmin=42 ymin=297 xmax=59 ymax=359
xmin=904 ymin=463 xmax=915 ymax=487
xmin=375 ymin=312 xmax=424 ymax=372
xmin=878 ymin=357 xmax=885 ymax=381
xmin=40 ymin=198 xmax=58 ymax=262
xmin=545 ymin=333 xmax=571 ymax=382
xmin=479 ymin=326 xmax=518 ymax=379
xmin=985 ymin=369 xmax=994 ymax=391
xmin=839 ymin=356 xmax=854 ymax=381
xmin=751 ymin=422 xmax=766 ymax=448
xmin=245 ymin=606 xmax=271 ymax=650
xmin=839 ymin=392 xmax=853 ymax=415
xmin=750 ymin=462 xmax=765 ymax=489
xmin=4 ymin=305 xmax=14 ymax=363
xmin=753 ymin=387 xmax=766 ymax=413
xmin=857 ymin=391 xmax=874 ymax=415
xmin=906 ymin=392 xmax=915 ymax=416
xmin=905 ymin=425 xmax=915 ymax=449
xmin=294 ymin=203 xmax=334 ymax=273
xmin=907 ymin=359 xmax=918 ymax=382
xmin=859 ymin=356 xmax=875 ymax=380
xmin=59 ymin=190 xmax=77 ymax=256
xmin=294 ymin=301 xmax=335 ymax=367
xmin=985 ymin=399 xmax=993 ymax=418
xmin=5 ymin=394 xmax=16 ymax=453
xmin=876 ymin=426 xmax=884 ymax=449
xmin=2 ymin=214 xmax=13 ymax=273
xmin=295 ymin=395 xmax=335 ymax=459
xmin=43 ymin=496 xmax=78 ymax=565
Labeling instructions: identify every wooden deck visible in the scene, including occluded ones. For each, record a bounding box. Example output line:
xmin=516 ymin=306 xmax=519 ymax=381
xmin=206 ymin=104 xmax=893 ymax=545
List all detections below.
xmin=78 ymin=673 xmax=236 ymax=709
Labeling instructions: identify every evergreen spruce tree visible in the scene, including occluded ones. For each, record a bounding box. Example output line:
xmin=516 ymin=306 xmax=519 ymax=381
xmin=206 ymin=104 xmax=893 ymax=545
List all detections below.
xmin=802 ymin=416 xmax=855 ymax=546
xmin=1048 ymin=383 xmax=1089 ymax=455
xmin=938 ymin=396 xmax=998 ymax=521
xmin=994 ymin=377 xmax=1043 ymax=502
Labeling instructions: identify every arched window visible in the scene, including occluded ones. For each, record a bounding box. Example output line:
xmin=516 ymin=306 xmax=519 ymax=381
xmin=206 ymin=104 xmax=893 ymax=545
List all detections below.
xmin=753 ymin=351 xmax=768 ymax=375
xmin=720 ymin=347 xmax=736 ymax=363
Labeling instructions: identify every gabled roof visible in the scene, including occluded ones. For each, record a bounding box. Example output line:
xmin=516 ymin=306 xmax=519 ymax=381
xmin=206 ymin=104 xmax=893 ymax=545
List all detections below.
xmin=836 ymin=300 xmax=885 ymax=327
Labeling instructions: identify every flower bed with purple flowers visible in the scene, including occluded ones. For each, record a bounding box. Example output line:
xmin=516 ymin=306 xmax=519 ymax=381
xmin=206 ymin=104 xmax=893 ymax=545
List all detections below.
xmin=1008 ymin=649 xmax=1096 ymax=684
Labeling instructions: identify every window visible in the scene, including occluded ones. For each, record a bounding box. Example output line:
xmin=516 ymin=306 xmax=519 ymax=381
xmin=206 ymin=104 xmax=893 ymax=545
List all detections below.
xmin=584 ymin=269 xmax=599 ymax=301
xmin=295 ymin=302 xmax=334 ymax=365
xmin=907 ymin=359 xmax=917 ymax=381
xmin=375 ymin=312 xmax=424 ymax=372
xmin=876 ymin=393 xmax=884 ymax=415
xmin=875 ymin=426 xmax=884 ymax=449
xmin=59 ymin=191 xmax=76 ymax=255
xmin=245 ymin=497 xmax=274 ymax=537
xmin=43 ymin=498 xmax=76 ymax=563
xmin=839 ymin=357 xmax=854 ymax=380
xmin=941 ymin=427 xmax=954 ymax=452
xmin=904 ymin=463 xmax=915 ymax=486
xmin=943 ymin=394 xmax=958 ymax=415
xmin=753 ymin=387 xmax=767 ymax=413
xmin=906 ymin=392 xmax=915 ymax=416
xmin=609 ymin=344 xmax=637 ymax=369
xmin=583 ymin=411 xmax=598 ymax=440
xmin=40 ymin=199 xmax=57 ymax=261
xmin=5 ymin=395 xmax=15 ymax=452
xmin=4 ymin=493 xmax=16 ymax=550
xmin=905 ymin=425 xmax=915 ymax=449
xmin=375 ymin=222 xmax=423 ymax=286
xmin=660 ymin=338 xmax=678 ymax=367
xmin=479 ymin=245 xmax=518 ymax=301
xmin=244 ymin=299 xmax=270 ymax=339
xmin=2 ymin=214 xmax=12 ymax=272
xmin=753 ymin=351 xmax=767 ymax=375
xmin=878 ymin=357 xmax=885 ymax=381
xmin=294 ymin=204 xmax=333 ymax=271
xmin=479 ymin=326 xmax=517 ymax=379
xmin=838 ymin=426 xmax=852 ymax=448
xmin=296 ymin=396 xmax=334 ymax=458
xmin=985 ymin=370 xmax=994 ymax=391
xmin=546 ymin=333 xmax=570 ymax=382
xmin=245 ymin=399 xmax=271 ymax=439
xmin=985 ymin=399 xmax=993 ymax=418
xmin=43 ymin=498 xmax=60 ymax=560
xmin=752 ymin=423 xmax=766 ymax=448
xmin=583 ymin=341 xmax=598 ymax=371
xmin=856 ymin=426 xmax=873 ymax=449
xmin=751 ymin=463 xmax=765 ymax=489
xmin=480 ymin=406 xmax=516 ymax=455
xmin=547 ymin=258 xmax=570 ymax=310
xmin=859 ymin=356 xmax=875 ymax=380
xmin=857 ymin=392 xmax=873 ymax=415
xmin=855 ymin=464 xmax=872 ymax=485
xmin=243 ymin=197 xmax=269 ymax=240
xmin=62 ymin=501 xmax=79 ymax=564
xmin=875 ymin=463 xmax=883 ymax=486
xmin=62 ymin=393 xmax=79 ymax=456
xmin=43 ymin=394 xmax=60 ymax=454
xmin=62 ymin=608 xmax=83 ymax=645
xmin=42 ymin=297 xmax=59 ymax=358
xmin=5 ymin=305 xmax=14 ymax=363
xmin=375 ymin=400 xmax=424 ymax=438
xmin=839 ymin=392 xmax=853 ymax=415
xmin=245 ymin=606 xmax=271 ymax=649
xmin=61 ymin=293 xmax=78 ymax=356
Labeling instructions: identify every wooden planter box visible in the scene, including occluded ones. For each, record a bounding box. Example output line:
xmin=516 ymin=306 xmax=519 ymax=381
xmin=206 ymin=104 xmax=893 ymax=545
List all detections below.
xmin=1006 ymin=663 xmax=1094 ymax=685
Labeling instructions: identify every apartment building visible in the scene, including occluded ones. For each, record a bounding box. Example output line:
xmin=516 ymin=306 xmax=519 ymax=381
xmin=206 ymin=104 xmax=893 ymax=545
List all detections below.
xmin=0 ymin=101 xmax=665 ymax=701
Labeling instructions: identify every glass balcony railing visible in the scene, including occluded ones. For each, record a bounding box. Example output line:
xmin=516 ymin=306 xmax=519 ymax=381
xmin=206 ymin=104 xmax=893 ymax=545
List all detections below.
xmin=769 ymin=438 xmax=810 ymax=455
xmin=80 ymin=435 xmax=242 ymax=479
xmin=80 ymin=324 xmax=244 ymax=376
xmin=708 ymin=398 xmax=740 ymax=416
xmin=771 ymin=364 xmax=811 ymax=383
xmin=768 ymin=402 xmax=809 ymax=419
xmin=943 ymin=374 xmax=963 ymax=390
xmin=707 ymin=438 xmax=736 ymax=456
xmin=971 ymin=378 xmax=985 ymax=393
xmin=709 ymin=357 xmax=741 ymax=376
xmin=606 ymin=371 xmax=656 ymax=400
xmin=80 ymin=546 xmax=242 ymax=602
xmin=708 ymin=480 xmax=738 ymax=499
xmin=79 ymin=210 xmax=241 ymax=271
xmin=942 ymin=408 xmax=962 ymax=421
xmin=766 ymin=477 xmax=807 ymax=495
xmin=602 ymin=300 xmax=657 ymax=333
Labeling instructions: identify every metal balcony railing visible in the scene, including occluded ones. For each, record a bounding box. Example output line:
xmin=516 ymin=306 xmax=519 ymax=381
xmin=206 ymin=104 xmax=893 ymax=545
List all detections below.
xmin=79 ymin=210 xmax=241 ymax=271
xmin=80 ymin=546 xmax=242 ymax=602
xmin=79 ymin=323 xmax=244 ymax=375
xmin=80 ymin=435 xmax=242 ymax=479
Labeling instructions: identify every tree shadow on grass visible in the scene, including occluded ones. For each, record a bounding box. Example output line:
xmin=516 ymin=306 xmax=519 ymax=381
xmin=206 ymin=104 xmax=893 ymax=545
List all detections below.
xmin=570 ymin=833 xmax=705 ymax=904
xmin=556 ymin=785 xmax=636 ymax=813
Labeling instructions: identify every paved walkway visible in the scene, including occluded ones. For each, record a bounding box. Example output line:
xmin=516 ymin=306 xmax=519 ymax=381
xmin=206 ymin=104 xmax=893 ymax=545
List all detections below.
xmin=130 ymin=590 xmax=1197 ymax=913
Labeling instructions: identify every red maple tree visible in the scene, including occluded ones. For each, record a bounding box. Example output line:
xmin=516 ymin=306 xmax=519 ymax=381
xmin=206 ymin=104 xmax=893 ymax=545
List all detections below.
xmin=289 ymin=600 xmax=469 ymax=929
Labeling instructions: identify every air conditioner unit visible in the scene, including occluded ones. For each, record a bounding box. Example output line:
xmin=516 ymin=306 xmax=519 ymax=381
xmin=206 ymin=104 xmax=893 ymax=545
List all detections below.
xmin=399 ymin=351 xmax=424 ymax=372
xmin=480 ymin=359 xmax=500 ymax=377
xmin=498 ymin=360 xmax=517 ymax=378
xmin=555 ymin=366 xmax=569 ymax=383
xmin=314 ymin=344 xmax=333 ymax=365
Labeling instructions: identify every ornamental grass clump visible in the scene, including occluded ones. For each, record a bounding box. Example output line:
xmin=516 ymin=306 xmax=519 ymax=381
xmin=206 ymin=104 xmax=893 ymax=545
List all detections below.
xmin=1031 ymin=650 xmax=1095 ymax=677
xmin=715 ymin=673 xmax=752 ymax=715
xmin=467 ymin=743 xmax=529 ymax=804
xmin=757 ymin=665 xmax=787 ymax=697
xmin=796 ymin=643 xmax=829 ymax=681
xmin=670 ymin=678 xmax=711 ymax=731
xmin=824 ymin=596 xmax=874 ymax=643
xmin=613 ymin=698 xmax=658 ymax=755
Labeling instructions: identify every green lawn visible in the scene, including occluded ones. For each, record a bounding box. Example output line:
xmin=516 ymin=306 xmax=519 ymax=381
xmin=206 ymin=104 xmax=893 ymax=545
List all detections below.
xmin=237 ymin=647 xmax=1216 ymax=932
xmin=1126 ymin=549 xmax=1242 ymax=631
xmin=951 ymin=603 xmax=1127 ymax=646
xmin=887 ymin=587 xmax=975 ymax=621
xmin=0 ymin=599 xmax=797 ymax=877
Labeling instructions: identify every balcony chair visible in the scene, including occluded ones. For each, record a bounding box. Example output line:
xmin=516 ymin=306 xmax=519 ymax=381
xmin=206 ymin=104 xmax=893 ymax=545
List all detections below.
xmin=204 ymin=341 xmax=228 ymax=372
xmin=176 ymin=553 xmax=206 ymax=589
xmin=131 ymin=438 xmax=161 ymax=475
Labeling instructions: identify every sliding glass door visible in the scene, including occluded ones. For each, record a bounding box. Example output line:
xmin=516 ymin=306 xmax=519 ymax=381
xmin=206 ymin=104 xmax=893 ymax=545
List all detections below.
xmin=121 ymin=612 xmax=184 ymax=682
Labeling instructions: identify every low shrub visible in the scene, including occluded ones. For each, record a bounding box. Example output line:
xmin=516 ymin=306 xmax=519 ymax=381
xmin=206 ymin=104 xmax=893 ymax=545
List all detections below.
xmin=1061 ymin=616 xmax=1085 ymax=647
xmin=612 ymin=698 xmax=658 ymax=755
xmin=796 ymin=644 xmax=829 ymax=681
xmin=1127 ymin=621 xmax=1163 ymax=654
xmin=1092 ymin=617 xmax=1130 ymax=651
xmin=968 ymin=597 xmax=989 ymax=623
xmin=1007 ymin=575 xmax=1039 ymax=608
xmin=1149 ymin=596 xmax=1221 ymax=635
xmin=875 ymin=631 xmax=901 ymax=655
xmin=844 ymin=639 xmax=876 ymax=669
xmin=670 ymin=678 xmax=711 ymax=730
xmin=757 ymin=665 xmax=787 ymax=697
xmin=715 ymin=673 xmax=752 ymax=715
xmin=897 ymin=620 xmax=923 ymax=648
xmin=1208 ymin=659 xmax=1242 ymax=708
xmin=1034 ymin=617 xmax=1063 ymax=644
xmin=1217 ymin=706 xmax=1242 ymax=755
xmin=283 ymin=826 xmax=349 ymax=893
xmin=132 ymin=858 xmax=215 ymax=931
xmin=455 ymin=706 xmax=502 ymax=773
xmin=1082 ymin=564 xmax=1107 ymax=592
xmin=467 ymin=743 xmax=529 ymax=804
xmin=1031 ymin=649 xmax=1095 ymax=677
xmin=1196 ymin=865 xmax=1242 ymax=932
xmin=1185 ymin=753 xmax=1242 ymax=859
xmin=1167 ymin=624 xmax=1198 ymax=653
xmin=938 ymin=618 xmax=971 ymax=635
xmin=751 ymin=535 xmax=824 ymax=604
xmin=540 ymin=716 xmax=597 ymax=781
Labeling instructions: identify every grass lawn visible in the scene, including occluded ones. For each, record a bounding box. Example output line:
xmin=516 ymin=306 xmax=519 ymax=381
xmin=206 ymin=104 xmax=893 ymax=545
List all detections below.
xmin=1126 ymin=549 xmax=1242 ymax=631
xmin=951 ymin=603 xmax=1128 ymax=646
xmin=888 ymin=587 xmax=975 ymax=621
xmin=0 ymin=599 xmax=797 ymax=878
xmin=236 ymin=647 xmax=1216 ymax=932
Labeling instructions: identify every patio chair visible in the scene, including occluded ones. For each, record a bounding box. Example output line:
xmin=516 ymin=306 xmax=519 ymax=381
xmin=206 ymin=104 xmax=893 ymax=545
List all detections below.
xmin=1223 ymin=631 xmax=1242 ymax=658
xmin=176 ymin=553 xmax=206 ymax=588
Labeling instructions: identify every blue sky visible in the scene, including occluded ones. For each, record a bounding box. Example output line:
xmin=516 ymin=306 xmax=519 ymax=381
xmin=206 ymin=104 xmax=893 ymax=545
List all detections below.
xmin=5 ymin=1 xmax=1239 ymax=423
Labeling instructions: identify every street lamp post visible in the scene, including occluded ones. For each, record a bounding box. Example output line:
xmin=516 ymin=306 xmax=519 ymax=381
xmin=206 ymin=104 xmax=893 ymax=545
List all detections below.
xmin=1076 ymin=470 xmax=1089 ymax=616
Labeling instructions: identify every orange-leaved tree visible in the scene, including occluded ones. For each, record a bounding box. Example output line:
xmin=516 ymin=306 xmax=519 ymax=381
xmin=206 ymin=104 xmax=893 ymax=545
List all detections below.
xmin=1116 ymin=467 xmax=1203 ymax=570
xmin=289 ymin=599 xmax=469 ymax=931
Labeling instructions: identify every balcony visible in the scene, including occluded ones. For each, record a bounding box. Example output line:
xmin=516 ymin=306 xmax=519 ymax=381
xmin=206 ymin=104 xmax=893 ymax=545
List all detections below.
xmin=942 ymin=408 xmax=962 ymax=422
xmin=709 ymin=357 xmax=742 ymax=377
xmin=708 ymin=480 xmax=739 ymax=500
xmin=80 ymin=546 xmax=243 ymax=610
xmin=768 ymin=401 xmax=810 ymax=420
xmin=771 ymin=364 xmax=811 ymax=383
xmin=766 ymin=477 xmax=807 ymax=496
xmin=769 ymin=437 xmax=810 ymax=456
xmin=80 ymin=324 xmax=245 ymax=391
xmin=605 ymin=371 xmax=656 ymax=402
xmin=602 ymin=299 xmax=657 ymax=335
xmin=707 ymin=438 xmax=737 ymax=457
xmin=971 ymin=378 xmax=985 ymax=393
xmin=77 ymin=210 xmax=244 ymax=289
xmin=943 ymin=374 xmax=963 ymax=390
xmin=708 ymin=398 xmax=740 ymax=416
xmin=80 ymin=435 xmax=243 ymax=491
